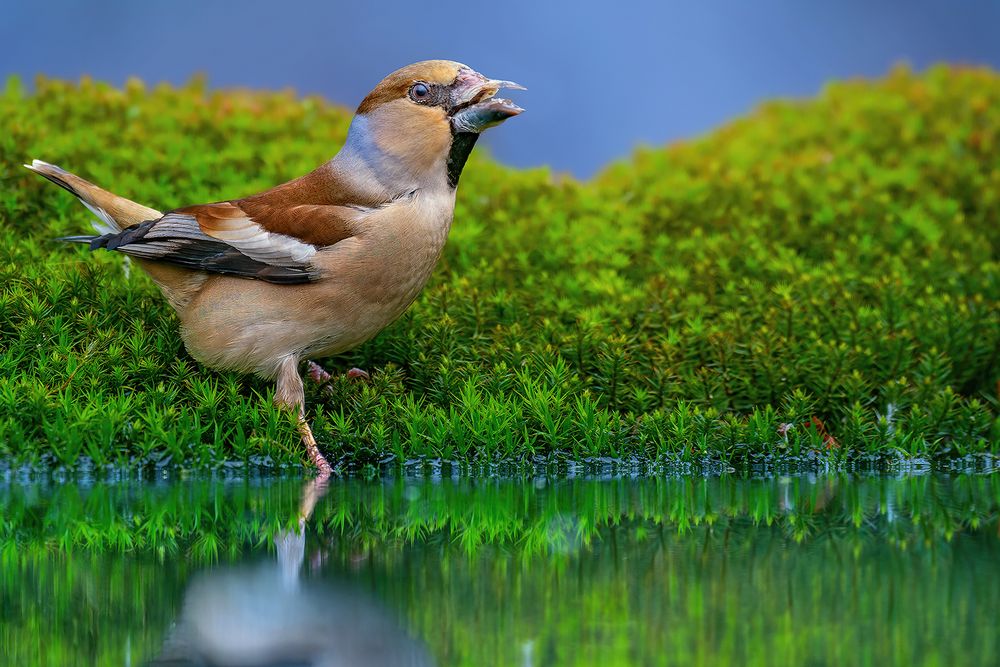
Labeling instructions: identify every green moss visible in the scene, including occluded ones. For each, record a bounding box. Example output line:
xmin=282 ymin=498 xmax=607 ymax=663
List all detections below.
xmin=0 ymin=67 xmax=997 ymax=468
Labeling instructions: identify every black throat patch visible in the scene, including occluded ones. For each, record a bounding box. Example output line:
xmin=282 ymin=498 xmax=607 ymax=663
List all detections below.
xmin=446 ymin=132 xmax=480 ymax=188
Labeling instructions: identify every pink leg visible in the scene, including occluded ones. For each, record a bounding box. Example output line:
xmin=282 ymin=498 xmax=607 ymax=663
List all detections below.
xmin=298 ymin=419 xmax=332 ymax=475
xmin=276 ymin=357 xmax=332 ymax=473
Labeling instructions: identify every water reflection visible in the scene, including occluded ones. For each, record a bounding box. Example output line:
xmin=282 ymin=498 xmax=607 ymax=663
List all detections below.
xmin=150 ymin=475 xmax=433 ymax=666
xmin=2 ymin=473 xmax=998 ymax=665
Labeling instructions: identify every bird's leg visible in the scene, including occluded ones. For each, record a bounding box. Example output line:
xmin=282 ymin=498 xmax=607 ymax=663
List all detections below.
xmin=298 ymin=420 xmax=332 ymax=475
xmin=276 ymin=356 xmax=332 ymax=474
xmin=306 ymin=360 xmax=369 ymax=384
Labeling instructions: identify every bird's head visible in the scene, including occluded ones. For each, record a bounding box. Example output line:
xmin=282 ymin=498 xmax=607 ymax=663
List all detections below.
xmin=345 ymin=60 xmax=524 ymax=190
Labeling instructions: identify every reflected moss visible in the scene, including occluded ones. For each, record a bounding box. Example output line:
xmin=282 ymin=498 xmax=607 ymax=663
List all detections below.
xmin=3 ymin=474 xmax=998 ymax=559
xmin=2 ymin=474 xmax=999 ymax=665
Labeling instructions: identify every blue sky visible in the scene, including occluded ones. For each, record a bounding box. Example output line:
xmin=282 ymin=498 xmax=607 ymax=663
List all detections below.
xmin=4 ymin=0 xmax=999 ymax=176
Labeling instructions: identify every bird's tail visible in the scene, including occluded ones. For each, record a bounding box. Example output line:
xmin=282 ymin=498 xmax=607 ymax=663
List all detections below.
xmin=24 ymin=159 xmax=162 ymax=235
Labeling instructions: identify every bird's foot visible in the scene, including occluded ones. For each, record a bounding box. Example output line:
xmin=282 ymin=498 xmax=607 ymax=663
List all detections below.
xmin=346 ymin=367 xmax=370 ymax=380
xmin=297 ymin=417 xmax=332 ymax=475
xmin=306 ymin=360 xmax=370 ymax=384
xmin=306 ymin=360 xmax=332 ymax=384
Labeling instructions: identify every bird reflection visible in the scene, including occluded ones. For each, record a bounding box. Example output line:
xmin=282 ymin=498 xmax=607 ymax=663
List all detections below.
xmin=150 ymin=473 xmax=433 ymax=666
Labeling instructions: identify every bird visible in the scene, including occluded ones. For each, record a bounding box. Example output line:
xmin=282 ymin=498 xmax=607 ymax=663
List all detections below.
xmin=25 ymin=60 xmax=524 ymax=474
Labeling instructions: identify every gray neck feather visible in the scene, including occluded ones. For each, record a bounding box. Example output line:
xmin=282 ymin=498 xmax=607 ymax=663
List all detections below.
xmin=330 ymin=115 xmax=399 ymax=197
xmin=333 ymin=114 xmax=465 ymax=197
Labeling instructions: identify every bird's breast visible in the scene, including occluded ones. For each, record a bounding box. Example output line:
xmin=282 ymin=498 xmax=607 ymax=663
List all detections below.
xmin=306 ymin=188 xmax=456 ymax=355
xmin=360 ymin=188 xmax=454 ymax=294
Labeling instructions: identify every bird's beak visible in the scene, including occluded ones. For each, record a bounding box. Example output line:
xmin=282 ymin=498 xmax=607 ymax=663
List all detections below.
xmin=449 ymin=67 xmax=525 ymax=134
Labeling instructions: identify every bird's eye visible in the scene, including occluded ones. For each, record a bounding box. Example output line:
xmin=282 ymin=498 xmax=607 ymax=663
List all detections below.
xmin=410 ymin=83 xmax=430 ymax=101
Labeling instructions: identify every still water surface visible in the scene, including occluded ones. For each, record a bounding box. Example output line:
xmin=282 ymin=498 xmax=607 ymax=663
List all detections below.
xmin=2 ymin=473 xmax=998 ymax=665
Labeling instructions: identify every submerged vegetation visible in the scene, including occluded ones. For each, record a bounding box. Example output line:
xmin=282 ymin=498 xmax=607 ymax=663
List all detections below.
xmin=0 ymin=66 xmax=998 ymax=468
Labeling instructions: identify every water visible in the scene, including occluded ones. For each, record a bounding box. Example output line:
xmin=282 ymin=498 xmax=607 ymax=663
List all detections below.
xmin=2 ymin=473 xmax=998 ymax=665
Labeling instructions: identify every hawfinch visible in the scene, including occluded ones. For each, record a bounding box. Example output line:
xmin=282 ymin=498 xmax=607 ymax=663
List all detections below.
xmin=26 ymin=60 xmax=524 ymax=473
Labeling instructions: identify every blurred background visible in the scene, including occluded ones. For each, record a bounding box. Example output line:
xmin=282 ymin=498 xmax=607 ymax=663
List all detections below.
xmin=3 ymin=0 xmax=999 ymax=177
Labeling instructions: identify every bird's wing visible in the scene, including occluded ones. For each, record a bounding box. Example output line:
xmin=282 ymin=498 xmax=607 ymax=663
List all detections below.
xmin=87 ymin=201 xmax=360 ymax=284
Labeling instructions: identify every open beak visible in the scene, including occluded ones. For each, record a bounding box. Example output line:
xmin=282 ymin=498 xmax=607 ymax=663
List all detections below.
xmin=449 ymin=67 xmax=525 ymax=134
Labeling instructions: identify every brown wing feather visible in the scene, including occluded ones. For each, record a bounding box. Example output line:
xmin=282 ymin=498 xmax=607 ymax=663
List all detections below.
xmin=233 ymin=201 xmax=359 ymax=247
xmin=239 ymin=164 xmax=390 ymax=209
xmin=82 ymin=201 xmax=315 ymax=284
xmin=76 ymin=165 xmax=391 ymax=284
xmin=84 ymin=212 xmax=319 ymax=284
xmin=229 ymin=163 xmax=396 ymax=246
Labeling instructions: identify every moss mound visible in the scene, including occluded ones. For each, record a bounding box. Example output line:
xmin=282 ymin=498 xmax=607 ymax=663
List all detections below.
xmin=0 ymin=67 xmax=997 ymax=469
